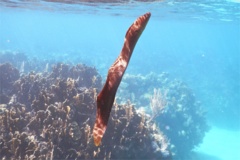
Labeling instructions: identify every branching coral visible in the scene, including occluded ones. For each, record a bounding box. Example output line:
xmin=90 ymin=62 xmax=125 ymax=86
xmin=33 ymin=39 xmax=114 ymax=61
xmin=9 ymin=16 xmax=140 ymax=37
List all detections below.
xmin=0 ymin=63 xmax=20 ymax=95
xmin=0 ymin=62 xmax=171 ymax=160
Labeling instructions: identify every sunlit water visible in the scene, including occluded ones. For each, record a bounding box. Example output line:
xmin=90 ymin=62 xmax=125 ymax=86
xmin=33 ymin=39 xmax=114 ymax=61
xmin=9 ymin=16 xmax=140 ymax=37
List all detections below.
xmin=0 ymin=0 xmax=240 ymax=159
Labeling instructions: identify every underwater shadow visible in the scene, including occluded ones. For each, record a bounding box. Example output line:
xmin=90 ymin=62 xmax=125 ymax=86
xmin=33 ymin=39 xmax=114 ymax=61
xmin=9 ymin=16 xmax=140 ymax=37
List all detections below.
xmin=190 ymin=151 xmax=222 ymax=160
xmin=212 ymin=121 xmax=240 ymax=132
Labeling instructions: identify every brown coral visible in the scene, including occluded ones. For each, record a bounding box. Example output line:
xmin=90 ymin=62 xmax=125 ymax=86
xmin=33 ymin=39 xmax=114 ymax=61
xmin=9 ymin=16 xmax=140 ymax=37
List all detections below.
xmin=0 ymin=62 xmax=170 ymax=159
xmin=0 ymin=63 xmax=20 ymax=101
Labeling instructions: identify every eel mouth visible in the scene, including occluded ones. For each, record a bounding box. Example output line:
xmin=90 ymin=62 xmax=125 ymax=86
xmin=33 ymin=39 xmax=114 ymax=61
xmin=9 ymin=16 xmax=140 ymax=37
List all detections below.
xmin=93 ymin=12 xmax=151 ymax=146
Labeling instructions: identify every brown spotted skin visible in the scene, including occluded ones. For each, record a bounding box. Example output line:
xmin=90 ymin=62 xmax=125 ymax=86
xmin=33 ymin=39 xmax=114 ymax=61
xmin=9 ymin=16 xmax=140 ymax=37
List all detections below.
xmin=93 ymin=12 xmax=151 ymax=146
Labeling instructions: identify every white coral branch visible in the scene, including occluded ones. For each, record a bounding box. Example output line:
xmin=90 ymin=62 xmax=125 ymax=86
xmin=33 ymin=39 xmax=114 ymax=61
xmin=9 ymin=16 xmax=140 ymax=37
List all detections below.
xmin=150 ymin=88 xmax=167 ymax=121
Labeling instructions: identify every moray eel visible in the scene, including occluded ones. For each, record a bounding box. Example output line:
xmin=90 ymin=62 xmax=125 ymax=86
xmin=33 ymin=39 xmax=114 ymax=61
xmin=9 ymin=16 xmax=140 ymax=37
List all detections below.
xmin=93 ymin=12 xmax=151 ymax=146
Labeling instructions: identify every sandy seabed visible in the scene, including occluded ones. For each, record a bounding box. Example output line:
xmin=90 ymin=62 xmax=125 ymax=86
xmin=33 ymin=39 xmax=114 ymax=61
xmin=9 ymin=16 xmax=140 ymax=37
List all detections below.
xmin=193 ymin=127 xmax=240 ymax=160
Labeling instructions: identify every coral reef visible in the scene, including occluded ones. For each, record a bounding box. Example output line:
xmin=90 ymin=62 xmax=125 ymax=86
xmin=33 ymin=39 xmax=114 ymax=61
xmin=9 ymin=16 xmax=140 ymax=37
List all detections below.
xmin=118 ymin=72 xmax=170 ymax=107
xmin=0 ymin=63 xmax=20 ymax=103
xmin=118 ymin=72 xmax=210 ymax=159
xmin=0 ymin=59 xmax=171 ymax=159
xmin=0 ymin=51 xmax=53 ymax=74
xmin=0 ymin=51 xmax=209 ymax=159
xmin=0 ymin=51 xmax=27 ymax=68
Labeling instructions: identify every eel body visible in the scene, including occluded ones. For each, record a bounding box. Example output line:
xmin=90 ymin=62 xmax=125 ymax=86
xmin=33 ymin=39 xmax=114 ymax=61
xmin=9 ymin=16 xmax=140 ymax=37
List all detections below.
xmin=93 ymin=12 xmax=151 ymax=146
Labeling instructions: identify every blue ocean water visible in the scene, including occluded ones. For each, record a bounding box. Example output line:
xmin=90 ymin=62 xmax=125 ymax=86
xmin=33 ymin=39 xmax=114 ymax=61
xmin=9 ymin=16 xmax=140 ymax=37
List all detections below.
xmin=0 ymin=0 xmax=240 ymax=159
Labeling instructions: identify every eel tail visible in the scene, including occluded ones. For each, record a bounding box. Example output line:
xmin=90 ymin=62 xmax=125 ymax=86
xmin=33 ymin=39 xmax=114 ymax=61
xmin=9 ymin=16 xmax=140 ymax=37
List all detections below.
xmin=93 ymin=12 xmax=151 ymax=146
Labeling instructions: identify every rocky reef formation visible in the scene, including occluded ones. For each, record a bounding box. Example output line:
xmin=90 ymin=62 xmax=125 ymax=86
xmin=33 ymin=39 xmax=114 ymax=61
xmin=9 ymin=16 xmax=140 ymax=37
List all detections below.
xmin=118 ymin=72 xmax=210 ymax=159
xmin=0 ymin=59 xmax=171 ymax=159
